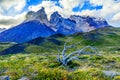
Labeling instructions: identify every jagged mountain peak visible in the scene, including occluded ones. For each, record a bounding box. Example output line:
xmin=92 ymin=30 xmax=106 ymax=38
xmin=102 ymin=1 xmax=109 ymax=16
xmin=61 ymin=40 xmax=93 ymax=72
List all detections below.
xmin=0 ymin=7 xmax=109 ymax=43
xmin=25 ymin=7 xmax=108 ymax=30
xmin=36 ymin=7 xmax=45 ymax=13
xmin=51 ymin=11 xmax=62 ymax=18
xmin=50 ymin=11 xmax=62 ymax=25
xmin=22 ymin=7 xmax=109 ymax=34
xmin=70 ymin=15 xmax=108 ymax=29
xmin=70 ymin=15 xmax=107 ymax=22
xmin=25 ymin=7 xmax=50 ymax=26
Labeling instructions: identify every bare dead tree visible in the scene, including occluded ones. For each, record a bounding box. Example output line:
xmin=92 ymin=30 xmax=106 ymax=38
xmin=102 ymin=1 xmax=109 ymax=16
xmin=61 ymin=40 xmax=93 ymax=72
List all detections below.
xmin=57 ymin=42 xmax=97 ymax=66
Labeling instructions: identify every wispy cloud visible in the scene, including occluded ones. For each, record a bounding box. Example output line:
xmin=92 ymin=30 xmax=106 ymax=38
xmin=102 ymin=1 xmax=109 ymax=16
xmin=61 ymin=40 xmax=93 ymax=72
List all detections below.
xmin=0 ymin=0 xmax=27 ymax=28
xmin=0 ymin=0 xmax=26 ymax=14
xmin=0 ymin=0 xmax=120 ymax=28
xmin=0 ymin=12 xmax=26 ymax=28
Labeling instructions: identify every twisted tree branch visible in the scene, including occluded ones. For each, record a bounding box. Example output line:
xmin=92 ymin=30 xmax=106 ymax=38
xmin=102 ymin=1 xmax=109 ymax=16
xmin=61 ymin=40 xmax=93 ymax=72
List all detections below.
xmin=57 ymin=41 xmax=97 ymax=66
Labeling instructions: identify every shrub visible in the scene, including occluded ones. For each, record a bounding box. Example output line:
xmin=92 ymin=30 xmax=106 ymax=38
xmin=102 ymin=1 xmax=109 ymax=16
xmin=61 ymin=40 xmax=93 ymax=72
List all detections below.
xmin=34 ymin=68 xmax=68 ymax=80
xmin=113 ymin=76 xmax=120 ymax=80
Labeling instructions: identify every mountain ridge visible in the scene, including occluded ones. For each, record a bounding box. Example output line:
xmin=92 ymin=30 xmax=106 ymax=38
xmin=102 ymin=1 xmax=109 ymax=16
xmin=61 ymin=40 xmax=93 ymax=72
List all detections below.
xmin=0 ymin=20 xmax=55 ymax=43
xmin=0 ymin=7 xmax=109 ymax=43
xmin=0 ymin=26 xmax=119 ymax=55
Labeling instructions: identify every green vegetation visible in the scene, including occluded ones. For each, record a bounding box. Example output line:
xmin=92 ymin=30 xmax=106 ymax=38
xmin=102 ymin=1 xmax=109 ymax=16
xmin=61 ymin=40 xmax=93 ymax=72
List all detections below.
xmin=0 ymin=42 xmax=15 ymax=51
xmin=0 ymin=27 xmax=120 ymax=80
xmin=114 ymin=76 xmax=120 ymax=80
xmin=0 ymin=53 xmax=112 ymax=80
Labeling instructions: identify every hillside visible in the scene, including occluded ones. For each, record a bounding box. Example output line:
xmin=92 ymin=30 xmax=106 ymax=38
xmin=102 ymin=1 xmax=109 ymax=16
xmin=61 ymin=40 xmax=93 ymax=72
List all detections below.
xmin=0 ymin=27 xmax=120 ymax=80
xmin=0 ymin=27 xmax=120 ymax=54
xmin=0 ymin=20 xmax=55 ymax=43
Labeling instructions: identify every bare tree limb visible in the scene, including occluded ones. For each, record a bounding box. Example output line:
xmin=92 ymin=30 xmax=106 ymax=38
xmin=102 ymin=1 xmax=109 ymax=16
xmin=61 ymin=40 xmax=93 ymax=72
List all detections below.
xmin=66 ymin=56 xmax=79 ymax=64
xmin=57 ymin=41 xmax=97 ymax=66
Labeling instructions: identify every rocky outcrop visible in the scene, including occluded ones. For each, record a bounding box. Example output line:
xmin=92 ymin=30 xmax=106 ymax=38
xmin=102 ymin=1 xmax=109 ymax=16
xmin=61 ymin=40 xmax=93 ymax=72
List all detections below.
xmin=103 ymin=70 xmax=120 ymax=78
xmin=0 ymin=76 xmax=10 ymax=80
xmin=18 ymin=76 xmax=30 ymax=80
xmin=25 ymin=7 xmax=50 ymax=26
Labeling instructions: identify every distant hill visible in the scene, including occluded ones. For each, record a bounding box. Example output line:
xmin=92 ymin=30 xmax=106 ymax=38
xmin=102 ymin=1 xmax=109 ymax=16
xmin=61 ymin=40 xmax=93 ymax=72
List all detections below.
xmin=1 ymin=27 xmax=120 ymax=55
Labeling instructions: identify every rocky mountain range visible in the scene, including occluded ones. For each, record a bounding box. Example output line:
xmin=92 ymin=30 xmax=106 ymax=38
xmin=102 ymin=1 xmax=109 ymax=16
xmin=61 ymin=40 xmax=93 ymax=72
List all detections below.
xmin=0 ymin=7 xmax=109 ymax=43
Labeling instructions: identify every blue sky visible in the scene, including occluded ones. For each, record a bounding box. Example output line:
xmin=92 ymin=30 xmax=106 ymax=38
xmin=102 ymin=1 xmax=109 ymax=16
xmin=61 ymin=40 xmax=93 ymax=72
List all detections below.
xmin=23 ymin=0 xmax=103 ymax=13
xmin=0 ymin=0 xmax=120 ymax=28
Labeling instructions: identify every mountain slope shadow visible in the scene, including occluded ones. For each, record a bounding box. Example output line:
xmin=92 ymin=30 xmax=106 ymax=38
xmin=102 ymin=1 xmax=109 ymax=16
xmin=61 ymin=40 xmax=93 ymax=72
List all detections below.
xmin=27 ymin=34 xmax=64 ymax=45
xmin=0 ymin=34 xmax=64 ymax=55
xmin=0 ymin=44 xmax=26 ymax=55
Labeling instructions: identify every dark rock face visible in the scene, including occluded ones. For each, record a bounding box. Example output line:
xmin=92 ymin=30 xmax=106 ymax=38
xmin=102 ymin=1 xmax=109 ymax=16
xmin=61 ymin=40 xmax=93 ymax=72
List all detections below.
xmin=0 ymin=44 xmax=25 ymax=55
xmin=69 ymin=15 xmax=108 ymax=32
xmin=27 ymin=36 xmax=62 ymax=45
xmin=0 ymin=35 xmax=63 ymax=55
xmin=50 ymin=12 xmax=76 ymax=35
xmin=0 ymin=76 xmax=10 ymax=80
xmin=25 ymin=7 xmax=50 ymax=26
xmin=50 ymin=12 xmax=108 ymax=33
xmin=25 ymin=8 xmax=108 ymax=34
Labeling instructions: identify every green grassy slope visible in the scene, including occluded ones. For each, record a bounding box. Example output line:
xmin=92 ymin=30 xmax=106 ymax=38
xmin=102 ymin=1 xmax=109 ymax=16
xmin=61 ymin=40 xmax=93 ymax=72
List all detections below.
xmin=24 ymin=27 xmax=120 ymax=54
xmin=0 ymin=27 xmax=120 ymax=80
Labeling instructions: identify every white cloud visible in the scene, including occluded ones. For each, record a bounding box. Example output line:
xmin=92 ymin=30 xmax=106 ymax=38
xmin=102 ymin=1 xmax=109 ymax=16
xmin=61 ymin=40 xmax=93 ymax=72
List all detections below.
xmin=58 ymin=0 xmax=83 ymax=16
xmin=0 ymin=0 xmax=120 ymax=28
xmin=0 ymin=0 xmax=27 ymax=28
xmin=77 ymin=0 xmax=120 ymax=27
xmin=29 ymin=1 xmax=59 ymax=19
xmin=0 ymin=0 xmax=26 ymax=13
xmin=28 ymin=0 xmax=85 ymax=19
xmin=57 ymin=0 xmax=120 ymax=27
xmin=0 ymin=12 xmax=26 ymax=28
xmin=14 ymin=0 xmax=26 ymax=11
xmin=111 ymin=12 xmax=120 ymax=21
xmin=0 ymin=7 xmax=3 ymax=13
xmin=110 ymin=12 xmax=120 ymax=27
